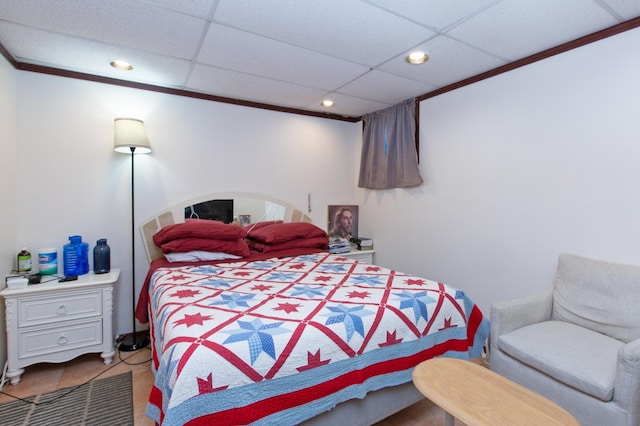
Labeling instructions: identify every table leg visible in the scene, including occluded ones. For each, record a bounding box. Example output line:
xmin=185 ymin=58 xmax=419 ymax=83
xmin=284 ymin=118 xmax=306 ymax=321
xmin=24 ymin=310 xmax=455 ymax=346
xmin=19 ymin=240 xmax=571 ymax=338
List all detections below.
xmin=445 ymin=411 xmax=454 ymax=426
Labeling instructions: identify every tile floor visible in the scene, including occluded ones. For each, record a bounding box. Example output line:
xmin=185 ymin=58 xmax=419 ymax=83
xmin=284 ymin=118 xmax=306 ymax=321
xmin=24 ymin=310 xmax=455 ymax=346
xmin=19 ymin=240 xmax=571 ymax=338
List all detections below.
xmin=0 ymin=348 xmax=463 ymax=425
xmin=0 ymin=348 xmax=155 ymax=426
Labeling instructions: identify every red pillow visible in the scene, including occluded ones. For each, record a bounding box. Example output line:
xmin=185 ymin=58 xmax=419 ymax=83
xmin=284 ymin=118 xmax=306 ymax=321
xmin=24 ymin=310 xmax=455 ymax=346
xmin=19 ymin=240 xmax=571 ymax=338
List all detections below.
xmin=247 ymin=222 xmax=327 ymax=244
xmin=160 ymin=238 xmax=250 ymax=257
xmin=154 ymin=221 xmax=246 ymax=245
xmin=248 ymin=236 xmax=329 ymax=253
xmin=243 ymin=220 xmax=283 ymax=233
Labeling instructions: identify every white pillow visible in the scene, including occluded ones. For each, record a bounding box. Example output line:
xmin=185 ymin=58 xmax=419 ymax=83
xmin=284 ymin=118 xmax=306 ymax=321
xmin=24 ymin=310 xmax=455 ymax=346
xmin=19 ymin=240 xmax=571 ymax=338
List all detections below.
xmin=164 ymin=251 xmax=242 ymax=263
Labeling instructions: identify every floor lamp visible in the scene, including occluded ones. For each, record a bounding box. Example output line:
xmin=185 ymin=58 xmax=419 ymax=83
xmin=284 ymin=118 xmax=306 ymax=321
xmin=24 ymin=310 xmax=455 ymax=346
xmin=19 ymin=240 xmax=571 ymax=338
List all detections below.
xmin=114 ymin=117 xmax=151 ymax=352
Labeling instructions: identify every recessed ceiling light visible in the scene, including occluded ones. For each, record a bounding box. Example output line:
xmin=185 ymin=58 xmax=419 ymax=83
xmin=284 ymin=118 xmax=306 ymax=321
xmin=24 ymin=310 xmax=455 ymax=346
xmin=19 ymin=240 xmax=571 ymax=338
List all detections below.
xmin=406 ymin=51 xmax=429 ymax=65
xmin=321 ymin=99 xmax=334 ymax=108
xmin=110 ymin=60 xmax=133 ymax=71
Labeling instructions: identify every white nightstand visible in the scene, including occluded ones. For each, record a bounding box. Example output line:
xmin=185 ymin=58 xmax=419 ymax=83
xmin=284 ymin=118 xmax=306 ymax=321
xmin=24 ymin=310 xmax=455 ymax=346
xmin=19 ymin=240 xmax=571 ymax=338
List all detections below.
xmin=1 ymin=269 xmax=120 ymax=385
xmin=341 ymin=249 xmax=375 ymax=264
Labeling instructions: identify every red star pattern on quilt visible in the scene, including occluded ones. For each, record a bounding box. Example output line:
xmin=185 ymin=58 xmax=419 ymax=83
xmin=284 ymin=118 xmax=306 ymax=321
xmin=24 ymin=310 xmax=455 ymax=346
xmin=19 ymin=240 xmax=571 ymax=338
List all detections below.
xmin=251 ymin=284 xmax=272 ymax=292
xmin=314 ymin=275 xmax=332 ymax=282
xmin=174 ymin=312 xmax=213 ymax=328
xmin=288 ymin=262 xmax=307 ymax=270
xmin=197 ymin=373 xmax=228 ymax=394
xmin=273 ymin=302 xmax=302 ymax=314
xmin=169 ymin=273 xmax=189 ymax=281
xmin=297 ymin=350 xmax=331 ymax=372
xmin=172 ymin=288 xmax=201 ymax=298
xmin=347 ymin=290 xmax=370 ymax=299
xmin=378 ymin=330 xmax=404 ymax=347
xmin=438 ymin=317 xmax=458 ymax=331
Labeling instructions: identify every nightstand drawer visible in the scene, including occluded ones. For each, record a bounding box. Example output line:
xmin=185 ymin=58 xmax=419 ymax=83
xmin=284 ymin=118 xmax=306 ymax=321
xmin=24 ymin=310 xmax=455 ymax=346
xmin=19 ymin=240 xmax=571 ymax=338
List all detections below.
xmin=342 ymin=250 xmax=375 ymax=264
xmin=18 ymin=290 xmax=102 ymax=327
xmin=18 ymin=319 xmax=103 ymax=359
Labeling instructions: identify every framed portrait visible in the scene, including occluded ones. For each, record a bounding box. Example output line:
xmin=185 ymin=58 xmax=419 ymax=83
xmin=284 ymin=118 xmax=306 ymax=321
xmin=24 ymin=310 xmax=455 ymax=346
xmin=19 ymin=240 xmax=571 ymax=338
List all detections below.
xmin=327 ymin=205 xmax=358 ymax=239
xmin=239 ymin=214 xmax=251 ymax=226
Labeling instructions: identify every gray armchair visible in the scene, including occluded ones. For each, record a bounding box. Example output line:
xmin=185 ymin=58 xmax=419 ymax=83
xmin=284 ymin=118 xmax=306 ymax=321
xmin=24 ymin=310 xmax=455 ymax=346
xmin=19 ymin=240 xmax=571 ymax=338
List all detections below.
xmin=490 ymin=253 xmax=640 ymax=426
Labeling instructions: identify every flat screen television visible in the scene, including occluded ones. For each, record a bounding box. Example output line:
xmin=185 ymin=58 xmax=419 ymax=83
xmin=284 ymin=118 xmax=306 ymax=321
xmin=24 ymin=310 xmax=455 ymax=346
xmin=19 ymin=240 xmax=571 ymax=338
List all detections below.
xmin=185 ymin=199 xmax=234 ymax=224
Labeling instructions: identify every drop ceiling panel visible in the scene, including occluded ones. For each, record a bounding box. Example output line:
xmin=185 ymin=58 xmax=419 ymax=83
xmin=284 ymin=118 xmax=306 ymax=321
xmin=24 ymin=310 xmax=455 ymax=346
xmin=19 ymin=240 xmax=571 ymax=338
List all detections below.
xmin=198 ymin=24 xmax=370 ymax=90
xmin=304 ymin=92 xmax=393 ymax=117
xmin=187 ymin=64 xmax=327 ymax=108
xmin=144 ymin=0 xmax=217 ymax=18
xmin=599 ymin=0 xmax=640 ymax=20
xmin=0 ymin=22 xmax=192 ymax=87
xmin=0 ymin=0 xmax=207 ymax=59
xmin=447 ymin=0 xmax=620 ymax=61
xmin=378 ymin=35 xmax=508 ymax=88
xmin=338 ymin=70 xmax=436 ymax=104
xmin=365 ymin=0 xmax=501 ymax=31
xmin=212 ymin=0 xmax=437 ymax=65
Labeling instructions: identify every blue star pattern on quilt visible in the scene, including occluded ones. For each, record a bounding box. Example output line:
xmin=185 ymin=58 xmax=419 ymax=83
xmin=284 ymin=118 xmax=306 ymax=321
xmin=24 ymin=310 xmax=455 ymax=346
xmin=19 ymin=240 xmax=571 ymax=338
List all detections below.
xmin=210 ymin=293 xmax=256 ymax=309
xmin=248 ymin=261 xmax=279 ymax=269
xmin=200 ymin=277 xmax=239 ymax=288
xmin=318 ymin=263 xmax=349 ymax=273
xmin=289 ymin=285 xmax=329 ymax=298
xmin=189 ymin=266 xmax=223 ymax=274
xmin=153 ymin=306 xmax=172 ymax=345
xmin=393 ymin=290 xmax=437 ymax=323
xmin=348 ymin=275 xmax=385 ymax=286
xmin=323 ymin=304 xmax=375 ymax=341
xmin=264 ymin=272 xmax=301 ymax=282
xmin=160 ymin=345 xmax=180 ymax=400
xmin=296 ymin=255 xmax=322 ymax=262
xmin=222 ymin=318 xmax=290 ymax=364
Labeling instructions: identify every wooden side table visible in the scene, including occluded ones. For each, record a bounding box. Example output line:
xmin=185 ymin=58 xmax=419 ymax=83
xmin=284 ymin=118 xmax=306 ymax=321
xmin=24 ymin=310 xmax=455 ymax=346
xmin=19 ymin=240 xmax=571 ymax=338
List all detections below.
xmin=1 ymin=269 xmax=120 ymax=385
xmin=412 ymin=357 xmax=579 ymax=426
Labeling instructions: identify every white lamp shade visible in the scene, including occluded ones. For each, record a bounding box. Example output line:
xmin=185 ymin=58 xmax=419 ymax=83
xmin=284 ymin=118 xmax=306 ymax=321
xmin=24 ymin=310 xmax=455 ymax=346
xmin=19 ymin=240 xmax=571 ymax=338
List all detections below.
xmin=114 ymin=118 xmax=151 ymax=154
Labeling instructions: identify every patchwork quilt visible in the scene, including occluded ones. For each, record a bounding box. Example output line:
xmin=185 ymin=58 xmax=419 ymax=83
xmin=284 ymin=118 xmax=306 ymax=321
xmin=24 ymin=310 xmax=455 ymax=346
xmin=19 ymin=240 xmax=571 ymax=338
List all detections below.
xmin=145 ymin=252 xmax=489 ymax=425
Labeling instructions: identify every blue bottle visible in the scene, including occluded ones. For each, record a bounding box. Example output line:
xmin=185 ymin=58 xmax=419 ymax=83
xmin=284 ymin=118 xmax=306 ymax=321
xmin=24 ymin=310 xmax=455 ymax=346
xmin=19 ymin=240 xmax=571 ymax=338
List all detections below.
xmin=63 ymin=235 xmax=89 ymax=276
xmin=93 ymin=238 xmax=111 ymax=274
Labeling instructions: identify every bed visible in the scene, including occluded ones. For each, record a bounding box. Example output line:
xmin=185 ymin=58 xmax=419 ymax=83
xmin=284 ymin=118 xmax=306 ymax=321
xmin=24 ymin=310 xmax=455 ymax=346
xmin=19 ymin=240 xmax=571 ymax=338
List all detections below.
xmin=137 ymin=194 xmax=490 ymax=425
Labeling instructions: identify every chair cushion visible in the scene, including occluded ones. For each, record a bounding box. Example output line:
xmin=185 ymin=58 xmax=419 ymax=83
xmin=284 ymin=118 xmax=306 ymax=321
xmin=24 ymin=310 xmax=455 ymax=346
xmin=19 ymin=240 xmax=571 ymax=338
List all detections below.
xmin=552 ymin=253 xmax=640 ymax=343
xmin=498 ymin=320 xmax=623 ymax=402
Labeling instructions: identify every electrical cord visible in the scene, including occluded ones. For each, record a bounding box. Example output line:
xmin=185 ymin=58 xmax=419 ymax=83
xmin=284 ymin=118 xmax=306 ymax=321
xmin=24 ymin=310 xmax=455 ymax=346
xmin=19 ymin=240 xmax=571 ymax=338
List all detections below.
xmin=116 ymin=345 xmax=152 ymax=366
xmin=0 ymin=345 xmax=151 ymax=406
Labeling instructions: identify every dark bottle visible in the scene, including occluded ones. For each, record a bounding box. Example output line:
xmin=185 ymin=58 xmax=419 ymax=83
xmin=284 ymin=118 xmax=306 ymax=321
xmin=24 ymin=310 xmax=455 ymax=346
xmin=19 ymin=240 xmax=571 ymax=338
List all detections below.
xmin=93 ymin=238 xmax=111 ymax=274
xmin=17 ymin=246 xmax=32 ymax=272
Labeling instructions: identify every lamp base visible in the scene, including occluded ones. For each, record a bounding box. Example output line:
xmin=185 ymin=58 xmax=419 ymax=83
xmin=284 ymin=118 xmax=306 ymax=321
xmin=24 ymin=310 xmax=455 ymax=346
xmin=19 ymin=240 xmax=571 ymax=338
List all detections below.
xmin=118 ymin=333 xmax=150 ymax=352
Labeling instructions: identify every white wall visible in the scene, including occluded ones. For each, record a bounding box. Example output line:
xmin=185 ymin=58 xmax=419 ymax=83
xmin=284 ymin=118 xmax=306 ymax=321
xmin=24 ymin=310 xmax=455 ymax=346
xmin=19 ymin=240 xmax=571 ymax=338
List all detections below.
xmin=0 ymin=54 xmax=18 ymax=369
xmin=359 ymin=27 xmax=640 ymax=316
xmin=14 ymin=73 xmax=361 ymax=336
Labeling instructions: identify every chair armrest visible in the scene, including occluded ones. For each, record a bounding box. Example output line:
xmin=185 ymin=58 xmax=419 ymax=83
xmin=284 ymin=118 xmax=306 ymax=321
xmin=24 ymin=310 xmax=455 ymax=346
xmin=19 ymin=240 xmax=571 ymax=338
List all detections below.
xmin=490 ymin=288 xmax=553 ymax=351
xmin=619 ymin=338 xmax=640 ymax=365
xmin=614 ymin=339 xmax=640 ymax=422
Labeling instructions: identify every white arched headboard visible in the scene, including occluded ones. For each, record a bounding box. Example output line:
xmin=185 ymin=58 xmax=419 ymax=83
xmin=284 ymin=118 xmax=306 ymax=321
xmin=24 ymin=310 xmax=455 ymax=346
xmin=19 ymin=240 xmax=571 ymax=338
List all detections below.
xmin=140 ymin=193 xmax=313 ymax=263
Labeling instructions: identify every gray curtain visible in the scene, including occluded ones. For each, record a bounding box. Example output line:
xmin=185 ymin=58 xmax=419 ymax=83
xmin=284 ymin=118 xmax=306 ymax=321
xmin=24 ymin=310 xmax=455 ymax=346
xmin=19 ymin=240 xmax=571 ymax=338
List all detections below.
xmin=358 ymin=100 xmax=423 ymax=189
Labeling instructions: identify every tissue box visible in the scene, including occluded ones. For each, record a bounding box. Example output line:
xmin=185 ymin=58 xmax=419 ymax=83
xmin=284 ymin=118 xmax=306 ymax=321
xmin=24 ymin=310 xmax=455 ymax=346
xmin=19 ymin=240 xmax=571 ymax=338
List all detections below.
xmin=6 ymin=277 xmax=28 ymax=289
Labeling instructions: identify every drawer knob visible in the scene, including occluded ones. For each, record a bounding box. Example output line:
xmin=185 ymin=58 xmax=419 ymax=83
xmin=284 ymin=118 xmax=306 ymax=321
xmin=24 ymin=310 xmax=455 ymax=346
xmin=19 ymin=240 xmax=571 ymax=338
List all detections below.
xmin=58 ymin=335 xmax=68 ymax=345
xmin=56 ymin=305 xmax=67 ymax=316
